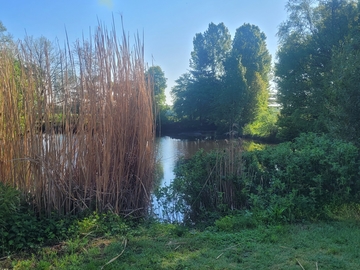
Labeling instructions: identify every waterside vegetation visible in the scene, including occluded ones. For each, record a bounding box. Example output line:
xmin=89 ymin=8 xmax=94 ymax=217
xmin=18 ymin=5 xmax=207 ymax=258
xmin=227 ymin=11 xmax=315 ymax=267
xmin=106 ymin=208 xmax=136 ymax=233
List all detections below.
xmin=2 ymin=0 xmax=360 ymax=268
xmin=0 ymin=22 xmax=155 ymax=217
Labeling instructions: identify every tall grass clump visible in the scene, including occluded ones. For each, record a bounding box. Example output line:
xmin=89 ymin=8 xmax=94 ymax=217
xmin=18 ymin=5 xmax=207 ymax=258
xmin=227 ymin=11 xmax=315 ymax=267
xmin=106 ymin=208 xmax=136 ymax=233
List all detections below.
xmin=0 ymin=20 xmax=155 ymax=217
xmin=157 ymin=139 xmax=249 ymax=224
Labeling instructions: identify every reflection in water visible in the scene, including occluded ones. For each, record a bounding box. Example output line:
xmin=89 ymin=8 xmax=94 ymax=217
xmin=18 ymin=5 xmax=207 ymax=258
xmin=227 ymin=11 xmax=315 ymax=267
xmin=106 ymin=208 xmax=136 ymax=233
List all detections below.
xmin=155 ymin=136 xmax=264 ymax=187
xmin=155 ymin=136 xmax=234 ymax=187
xmin=153 ymin=136 xmax=230 ymax=221
xmin=153 ymin=136 xmax=266 ymax=221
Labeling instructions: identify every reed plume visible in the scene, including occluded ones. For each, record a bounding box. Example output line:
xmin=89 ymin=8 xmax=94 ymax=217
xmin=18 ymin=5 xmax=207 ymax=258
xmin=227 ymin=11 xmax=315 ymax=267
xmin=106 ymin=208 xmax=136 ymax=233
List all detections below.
xmin=0 ymin=20 xmax=155 ymax=217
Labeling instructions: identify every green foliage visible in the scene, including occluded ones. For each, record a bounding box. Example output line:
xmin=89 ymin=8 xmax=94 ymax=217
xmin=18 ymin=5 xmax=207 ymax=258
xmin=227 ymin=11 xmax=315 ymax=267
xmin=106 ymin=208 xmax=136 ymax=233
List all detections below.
xmin=7 ymin=220 xmax=360 ymax=269
xmin=154 ymin=182 xmax=188 ymax=223
xmin=74 ymin=212 xmax=131 ymax=237
xmin=215 ymin=211 xmax=257 ymax=231
xmin=276 ymin=0 xmax=360 ymax=141
xmin=243 ymin=107 xmax=278 ymax=138
xmin=0 ymin=185 xmax=74 ymax=255
xmin=145 ymin=65 xmax=167 ymax=110
xmin=0 ymin=187 xmax=131 ymax=256
xmin=172 ymin=149 xmax=242 ymax=224
xmin=245 ymin=133 xmax=360 ymax=222
xmin=172 ymin=22 xmax=272 ymax=134
xmin=0 ymin=183 xmax=20 ymax=223
xmin=216 ymin=51 xmax=247 ymax=130
xmin=159 ymin=133 xmax=359 ymax=226
xmin=228 ymin=24 xmax=272 ymax=132
xmin=156 ymin=145 xmax=250 ymax=226
xmin=327 ymin=32 xmax=360 ymax=146
xmin=190 ymin=22 xmax=231 ymax=77
xmin=172 ymin=22 xmax=232 ymax=127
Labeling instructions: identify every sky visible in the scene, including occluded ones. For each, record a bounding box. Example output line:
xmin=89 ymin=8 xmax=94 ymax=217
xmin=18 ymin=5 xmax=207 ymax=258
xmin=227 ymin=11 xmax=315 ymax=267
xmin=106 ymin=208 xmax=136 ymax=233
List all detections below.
xmin=1 ymin=0 xmax=289 ymax=104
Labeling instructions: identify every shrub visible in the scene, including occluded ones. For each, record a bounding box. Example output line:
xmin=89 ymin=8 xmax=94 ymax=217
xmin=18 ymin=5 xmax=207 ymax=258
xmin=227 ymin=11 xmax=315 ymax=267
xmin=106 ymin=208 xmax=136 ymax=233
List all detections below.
xmin=0 ymin=184 xmax=74 ymax=256
xmin=163 ymin=133 xmax=360 ymax=226
xmin=245 ymin=133 xmax=360 ymax=222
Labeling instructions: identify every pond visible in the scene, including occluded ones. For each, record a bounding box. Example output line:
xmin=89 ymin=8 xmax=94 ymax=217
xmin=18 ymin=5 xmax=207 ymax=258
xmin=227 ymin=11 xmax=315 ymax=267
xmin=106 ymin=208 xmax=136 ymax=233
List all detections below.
xmin=155 ymin=136 xmax=232 ymax=187
xmin=155 ymin=136 xmax=265 ymax=187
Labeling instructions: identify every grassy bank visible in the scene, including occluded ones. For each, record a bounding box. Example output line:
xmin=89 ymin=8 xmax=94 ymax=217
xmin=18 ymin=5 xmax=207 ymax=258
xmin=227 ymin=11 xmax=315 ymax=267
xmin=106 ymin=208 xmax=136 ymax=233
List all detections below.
xmin=3 ymin=214 xmax=360 ymax=269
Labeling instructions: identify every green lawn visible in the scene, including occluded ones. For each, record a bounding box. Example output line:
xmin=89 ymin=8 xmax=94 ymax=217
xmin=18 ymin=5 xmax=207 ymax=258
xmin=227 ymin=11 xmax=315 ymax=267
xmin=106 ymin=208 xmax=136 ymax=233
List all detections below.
xmin=4 ymin=220 xmax=360 ymax=270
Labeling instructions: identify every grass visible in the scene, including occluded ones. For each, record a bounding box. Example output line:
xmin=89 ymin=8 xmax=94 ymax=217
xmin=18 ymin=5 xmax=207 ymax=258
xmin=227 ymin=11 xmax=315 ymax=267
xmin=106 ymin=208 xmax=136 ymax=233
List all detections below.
xmin=3 ymin=218 xmax=360 ymax=270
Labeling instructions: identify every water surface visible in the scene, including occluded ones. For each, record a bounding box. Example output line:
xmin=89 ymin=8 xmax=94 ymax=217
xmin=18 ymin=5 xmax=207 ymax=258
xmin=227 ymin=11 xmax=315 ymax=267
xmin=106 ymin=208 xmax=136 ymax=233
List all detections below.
xmin=155 ymin=136 xmax=231 ymax=187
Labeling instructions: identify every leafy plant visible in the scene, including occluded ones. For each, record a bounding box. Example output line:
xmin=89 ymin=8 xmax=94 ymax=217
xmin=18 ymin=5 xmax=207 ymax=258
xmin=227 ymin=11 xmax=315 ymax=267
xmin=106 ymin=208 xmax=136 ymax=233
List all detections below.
xmin=0 ymin=184 xmax=76 ymax=256
xmin=245 ymin=133 xmax=360 ymax=222
xmin=160 ymin=133 xmax=360 ymax=226
xmin=215 ymin=211 xmax=257 ymax=232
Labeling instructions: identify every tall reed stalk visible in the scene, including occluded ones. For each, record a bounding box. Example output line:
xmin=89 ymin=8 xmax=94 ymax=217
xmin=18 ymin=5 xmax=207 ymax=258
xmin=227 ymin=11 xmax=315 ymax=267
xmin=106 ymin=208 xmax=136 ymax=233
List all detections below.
xmin=0 ymin=21 xmax=155 ymax=217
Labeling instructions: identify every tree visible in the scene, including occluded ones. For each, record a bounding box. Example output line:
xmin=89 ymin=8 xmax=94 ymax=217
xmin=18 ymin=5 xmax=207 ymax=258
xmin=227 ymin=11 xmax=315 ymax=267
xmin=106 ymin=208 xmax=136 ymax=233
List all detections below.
xmin=145 ymin=66 xmax=167 ymax=111
xmin=232 ymin=24 xmax=271 ymax=83
xmin=172 ymin=22 xmax=272 ymax=134
xmin=145 ymin=66 xmax=168 ymax=132
xmin=214 ymin=53 xmax=248 ymax=132
xmin=190 ymin=22 xmax=232 ymax=79
xmin=172 ymin=23 xmax=232 ymax=127
xmin=171 ymin=73 xmax=196 ymax=121
xmin=275 ymin=0 xmax=359 ymax=140
xmin=327 ymin=31 xmax=360 ymax=145
xmin=0 ymin=21 xmax=12 ymax=46
xmin=218 ymin=24 xmax=272 ymax=135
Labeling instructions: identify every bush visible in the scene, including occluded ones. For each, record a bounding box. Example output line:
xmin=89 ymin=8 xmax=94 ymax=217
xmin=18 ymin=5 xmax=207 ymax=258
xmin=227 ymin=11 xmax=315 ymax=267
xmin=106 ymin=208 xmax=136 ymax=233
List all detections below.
xmin=162 ymin=133 xmax=360 ymax=226
xmin=0 ymin=188 xmax=130 ymax=256
xmin=244 ymin=133 xmax=360 ymax=222
xmin=0 ymin=184 xmax=74 ymax=256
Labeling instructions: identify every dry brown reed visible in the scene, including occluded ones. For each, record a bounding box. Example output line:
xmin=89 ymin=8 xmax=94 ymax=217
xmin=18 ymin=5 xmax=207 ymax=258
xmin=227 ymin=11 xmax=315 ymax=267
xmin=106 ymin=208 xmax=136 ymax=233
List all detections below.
xmin=0 ymin=21 xmax=155 ymax=217
xmin=189 ymin=139 xmax=247 ymax=214
xmin=215 ymin=139 xmax=245 ymax=209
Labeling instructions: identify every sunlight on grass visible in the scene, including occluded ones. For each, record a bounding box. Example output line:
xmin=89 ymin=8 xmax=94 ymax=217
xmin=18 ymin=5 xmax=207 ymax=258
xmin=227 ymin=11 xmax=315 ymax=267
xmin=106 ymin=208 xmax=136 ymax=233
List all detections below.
xmin=5 ymin=218 xmax=360 ymax=269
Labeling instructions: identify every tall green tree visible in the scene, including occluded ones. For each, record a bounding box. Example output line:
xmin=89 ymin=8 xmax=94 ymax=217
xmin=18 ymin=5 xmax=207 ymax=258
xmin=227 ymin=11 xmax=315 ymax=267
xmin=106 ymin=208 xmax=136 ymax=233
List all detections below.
xmin=233 ymin=24 xmax=271 ymax=132
xmin=190 ymin=22 xmax=232 ymax=79
xmin=232 ymin=24 xmax=271 ymax=83
xmin=145 ymin=66 xmax=167 ymax=110
xmin=172 ymin=22 xmax=272 ymax=134
xmin=214 ymin=55 xmax=247 ymax=132
xmin=145 ymin=65 xmax=169 ymax=132
xmin=171 ymin=73 xmax=193 ymax=121
xmin=173 ymin=22 xmax=232 ymax=127
xmin=327 ymin=29 xmax=360 ymax=145
xmin=275 ymin=0 xmax=359 ymax=140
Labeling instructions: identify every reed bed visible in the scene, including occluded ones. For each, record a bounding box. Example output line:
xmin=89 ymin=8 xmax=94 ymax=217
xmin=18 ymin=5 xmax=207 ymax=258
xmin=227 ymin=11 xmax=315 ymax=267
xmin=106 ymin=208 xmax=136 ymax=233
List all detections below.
xmin=0 ymin=22 xmax=155 ymax=217
xmin=214 ymin=139 xmax=246 ymax=209
xmin=193 ymin=139 xmax=249 ymax=214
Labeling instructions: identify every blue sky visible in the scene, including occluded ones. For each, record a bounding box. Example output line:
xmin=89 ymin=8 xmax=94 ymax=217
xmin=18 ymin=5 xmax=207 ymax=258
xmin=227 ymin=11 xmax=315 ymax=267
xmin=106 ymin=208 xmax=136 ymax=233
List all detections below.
xmin=1 ymin=0 xmax=288 ymax=103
